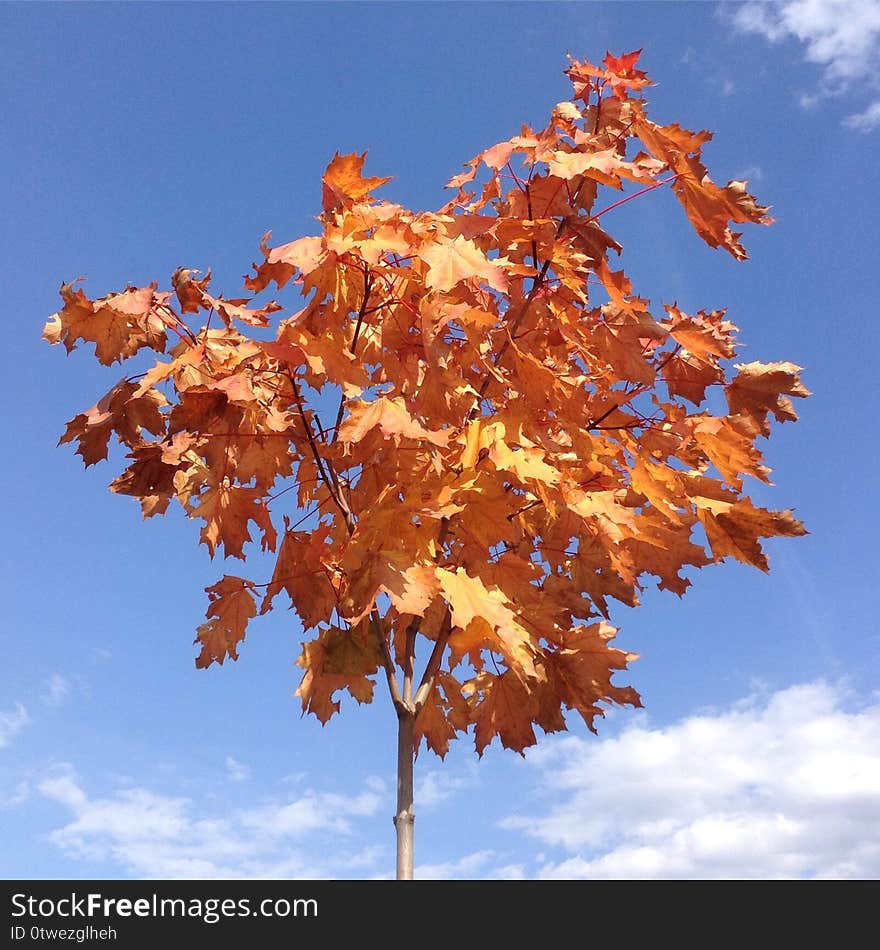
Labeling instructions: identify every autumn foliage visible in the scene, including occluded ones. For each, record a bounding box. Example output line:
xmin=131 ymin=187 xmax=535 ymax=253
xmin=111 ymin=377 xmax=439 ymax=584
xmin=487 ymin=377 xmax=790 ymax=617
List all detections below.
xmin=45 ymin=51 xmax=807 ymax=760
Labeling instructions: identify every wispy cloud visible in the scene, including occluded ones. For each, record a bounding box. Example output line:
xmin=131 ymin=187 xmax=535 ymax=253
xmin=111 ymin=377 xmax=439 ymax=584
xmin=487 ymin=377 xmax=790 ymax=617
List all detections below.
xmin=0 ymin=780 xmax=30 ymax=809
xmin=505 ymin=681 xmax=880 ymax=879
xmin=843 ymin=100 xmax=880 ymax=132
xmin=225 ymin=757 xmax=251 ymax=783
xmin=0 ymin=703 xmax=29 ymax=749
xmin=416 ymin=849 xmax=497 ymax=880
xmin=38 ymin=768 xmax=387 ymax=879
xmin=41 ymin=674 xmax=72 ymax=708
xmin=415 ymin=763 xmax=476 ymax=808
xmin=27 ymin=682 xmax=880 ymax=879
xmin=734 ymin=164 xmax=765 ymax=183
xmin=730 ymin=0 xmax=880 ymax=130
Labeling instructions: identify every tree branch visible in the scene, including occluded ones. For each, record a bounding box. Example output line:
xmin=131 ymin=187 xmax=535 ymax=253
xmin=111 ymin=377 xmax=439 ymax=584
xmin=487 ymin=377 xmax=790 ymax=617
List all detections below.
xmin=526 ymin=185 xmax=540 ymax=277
xmin=288 ymin=372 xmax=354 ymax=531
xmin=371 ymin=610 xmax=406 ymax=713
xmin=330 ymin=268 xmax=373 ymax=445
xmin=590 ymin=174 xmax=682 ymax=223
xmin=474 ymin=255 xmax=553 ymax=408
xmin=506 ymin=498 xmax=543 ymax=521
xmin=473 ymin=172 xmax=589 ymax=413
xmin=585 ymin=345 xmax=681 ymax=430
xmin=413 ymin=609 xmax=453 ymax=713
xmin=402 ymin=617 xmax=419 ymax=705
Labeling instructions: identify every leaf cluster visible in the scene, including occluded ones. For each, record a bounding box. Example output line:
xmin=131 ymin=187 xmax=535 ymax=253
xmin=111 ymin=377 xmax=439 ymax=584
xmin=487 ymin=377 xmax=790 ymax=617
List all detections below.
xmin=45 ymin=52 xmax=807 ymax=755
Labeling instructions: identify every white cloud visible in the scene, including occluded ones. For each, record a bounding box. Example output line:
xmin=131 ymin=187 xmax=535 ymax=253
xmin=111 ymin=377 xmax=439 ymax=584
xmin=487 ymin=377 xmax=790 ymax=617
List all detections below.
xmin=416 ymin=849 xmax=496 ymax=880
xmin=38 ymin=768 xmax=387 ymax=879
xmin=843 ymin=99 xmax=880 ymax=131
xmin=731 ymin=0 xmax=880 ymax=129
xmin=225 ymin=756 xmax=250 ymax=783
xmin=732 ymin=0 xmax=880 ymax=81
xmin=734 ymin=164 xmax=765 ymax=183
xmin=241 ymin=786 xmax=383 ymax=838
xmin=0 ymin=703 xmax=29 ymax=748
xmin=415 ymin=764 xmax=476 ymax=808
xmin=505 ymin=681 xmax=880 ymax=879
xmin=27 ymin=682 xmax=880 ymax=879
xmin=486 ymin=862 xmax=527 ymax=880
xmin=41 ymin=673 xmax=72 ymax=708
xmin=0 ymin=780 xmax=30 ymax=809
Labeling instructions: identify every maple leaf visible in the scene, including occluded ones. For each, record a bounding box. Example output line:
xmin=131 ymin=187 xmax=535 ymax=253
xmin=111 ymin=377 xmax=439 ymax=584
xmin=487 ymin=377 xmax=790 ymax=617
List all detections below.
xmin=172 ymin=267 xmax=211 ymax=314
xmin=566 ymin=50 xmax=651 ymax=102
xmin=188 ymin=483 xmax=277 ymax=560
xmin=194 ymin=575 xmax=258 ymax=668
xmin=58 ymin=380 xmax=167 ymax=466
xmin=321 ymin=151 xmax=392 ymax=212
xmin=235 ymin=436 xmax=294 ymax=490
xmin=202 ymin=293 xmax=284 ymax=329
xmin=603 ymin=49 xmax=644 ymax=77
xmin=630 ymin=457 xmax=686 ymax=522
xmin=414 ymin=673 xmax=470 ymax=758
xmin=665 ymin=351 xmax=723 ymax=405
xmin=44 ymin=281 xmax=168 ymax=366
xmin=267 ymin=235 xmax=325 ymax=276
xmin=693 ymin=416 xmax=770 ymax=489
xmin=337 ymin=397 xmax=450 ymax=447
xmin=663 ymin=305 xmax=737 ymax=362
xmin=593 ymin=320 xmax=656 ymax=385
xmin=437 ymin=567 xmax=536 ymax=677
xmin=295 ymin=628 xmax=378 ymax=724
xmin=544 ymin=622 xmax=641 ymax=729
xmin=696 ymin=497 xmax=806 ymax=571
xmin=261 ymin=525 xmax=339 ymax=629
xmin=621 ymin=515 xmax=713 ymax=596
xmin=341 ymin=553 xmax=439 ymax=626
xmin=633 ymin=116 xmax=772 ymax=259
xmin=726 ymin=361 xmax=810 ymax=435
xmin=467 ymin=670 xmax=537 ymax=756
xmin=110 ymin=433 xmax=198 ymax=517
xmin=419 ymin=235 xmax=510 ymax=293
xmin=279 ymin=324 xmax=372 ymax=396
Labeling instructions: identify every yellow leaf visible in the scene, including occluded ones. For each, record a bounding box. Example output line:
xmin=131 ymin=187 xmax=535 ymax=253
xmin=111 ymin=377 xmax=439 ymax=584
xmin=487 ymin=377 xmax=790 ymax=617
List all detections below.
xmin=338 ymin=397 xmax=449 ymax=447
xmin=437 ymin=567 xmax=536 ymax=676
xmin=419 ymin=235 xmax=509 ymax=293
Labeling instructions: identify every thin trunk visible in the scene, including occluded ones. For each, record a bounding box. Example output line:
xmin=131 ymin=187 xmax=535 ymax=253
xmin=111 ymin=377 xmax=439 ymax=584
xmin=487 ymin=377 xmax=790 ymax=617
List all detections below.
xmin=395 ymin=709 xmax=415 ymax=880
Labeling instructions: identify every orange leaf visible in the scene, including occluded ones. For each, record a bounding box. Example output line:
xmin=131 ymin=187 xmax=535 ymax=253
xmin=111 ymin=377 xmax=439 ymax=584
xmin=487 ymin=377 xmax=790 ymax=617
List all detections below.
xmin=338 ymin=397 xmax=450 ymax=447
xmin=262 ymin=525 xmax=338 ymax=630
xmin=195 ymin=576 xmax=257 ymax=668
xmin=295 ymin=629 xmax=377 ymax=724
xmin=696 ymin=498 xmax=806 ymax=571
xmin=190 ymin=483 xmax=277 ymax=560
xmin=419 ymin=235 xmax=510 ymax=293
xmin=467 ymin=671 xmax=537 ymax=756
xmin=726 ymin=361 xmax=810 ymax=435
xmin=321 ymin=151 xmax=392 ymax=212
xmin=44 ymin=281 xmax=168 ymax=366
xmin=437 ymin=568 xmax=536 ymax=677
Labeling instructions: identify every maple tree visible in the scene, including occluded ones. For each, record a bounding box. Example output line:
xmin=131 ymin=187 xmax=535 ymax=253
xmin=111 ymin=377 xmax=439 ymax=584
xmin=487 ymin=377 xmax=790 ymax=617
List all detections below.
xmin=44 ymin=51 xmax=807 ymax=880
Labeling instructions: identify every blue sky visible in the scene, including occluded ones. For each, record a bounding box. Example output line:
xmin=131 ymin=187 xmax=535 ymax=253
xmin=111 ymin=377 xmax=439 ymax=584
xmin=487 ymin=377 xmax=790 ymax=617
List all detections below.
xmin=2 ymin=1 xmax=878 ymax=880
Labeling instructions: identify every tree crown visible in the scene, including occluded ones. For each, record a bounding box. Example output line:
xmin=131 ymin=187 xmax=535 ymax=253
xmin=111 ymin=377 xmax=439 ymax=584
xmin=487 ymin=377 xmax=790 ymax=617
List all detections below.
xmin=44 ymin=50 xmax=807 ymax=756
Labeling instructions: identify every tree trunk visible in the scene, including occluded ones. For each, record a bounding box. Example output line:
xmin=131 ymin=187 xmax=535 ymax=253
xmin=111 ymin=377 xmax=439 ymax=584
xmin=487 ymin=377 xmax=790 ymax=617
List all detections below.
xmin=395 ymin=709 xmax=415 ymax=880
